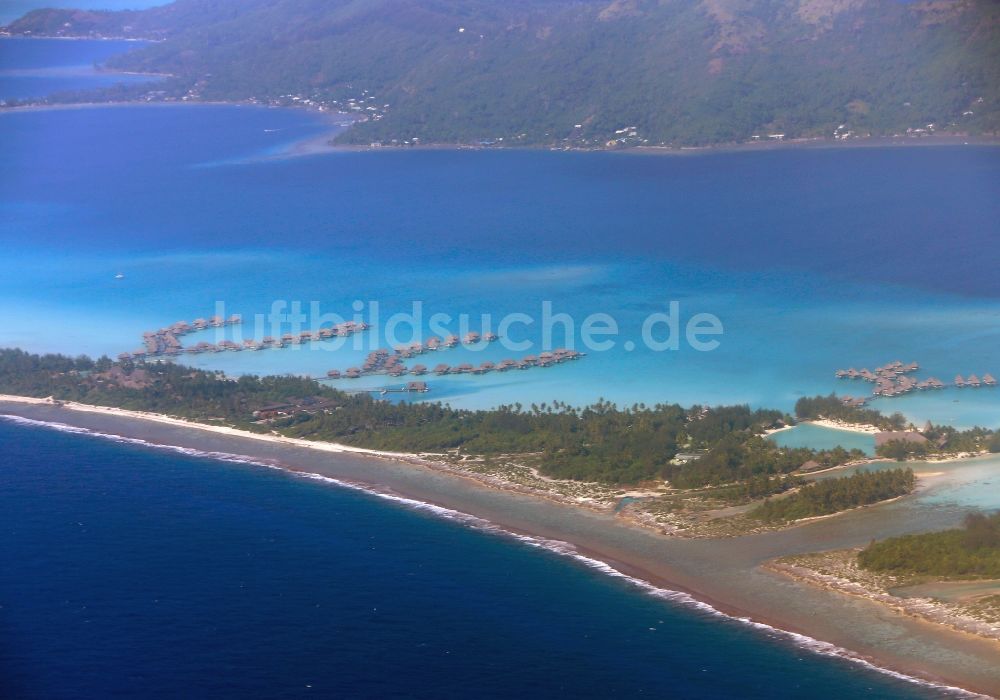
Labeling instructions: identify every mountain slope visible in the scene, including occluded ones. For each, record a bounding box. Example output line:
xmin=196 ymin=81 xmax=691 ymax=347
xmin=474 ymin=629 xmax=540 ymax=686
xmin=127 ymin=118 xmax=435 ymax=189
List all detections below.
xmin=5 ymin=0 xmax=999 ymax=146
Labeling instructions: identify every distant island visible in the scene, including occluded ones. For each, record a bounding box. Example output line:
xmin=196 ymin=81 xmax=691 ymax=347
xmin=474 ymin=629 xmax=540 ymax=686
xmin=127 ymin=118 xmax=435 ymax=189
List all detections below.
xmin=2 ymin=347 xmax=997 ymax=537
xmin=2 ymin=0 xmax=998 ymax=148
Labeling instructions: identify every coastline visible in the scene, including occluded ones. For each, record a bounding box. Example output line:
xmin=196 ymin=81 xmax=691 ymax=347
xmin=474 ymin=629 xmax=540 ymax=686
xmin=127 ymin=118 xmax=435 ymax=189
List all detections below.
xmin=765 ymin=552 xmax=1000 ymax=646
xmin=2 ymin=394 xmax=999 ymax=697
xmin=2 ymin=94 xmax=996 ymax=157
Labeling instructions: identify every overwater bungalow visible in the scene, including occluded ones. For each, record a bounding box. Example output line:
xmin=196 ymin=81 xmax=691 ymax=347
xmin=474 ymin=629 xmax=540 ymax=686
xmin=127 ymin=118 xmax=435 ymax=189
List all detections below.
xmin=984 ymin=373 xmax=997 ymax=386
xmin=474 ymin=361 xmax=495 ymax=374
xmin=210 ymin=315 xmax=225 ymax=327
xmin=497 ymin=359 xmax=517 ymax=371
xmin=444 ymin=335 xmax=459 ymax=347
xmin=426 ymin=337 xmax=442 ymax=350
xmin=193 ymin=318 xmax=208 ymax=329
xmin=835 ymin=369 xmax=847 ymax=378
xmin=483 ymin=332 xmax=498 ymax=342
xmin=433 ymin=364 xmax=450 ymax=375
xmin=456 ymin=363 xmax=474 ymax=374
xmin=226 ymin=314 xmax=242 ymax=325
xmin=967 ymin=374 xmax=981 ymax=387
xmin=523 ymin=355 xmax=538 ymax=365
xmin=389 ymin=367 xmax=407 ymax=377
xmin=847 ymin=368 xmax=858 ymax=378
xmin=407 ymin=381 xmax=429 ymax=393
xmin=463 ymin=332 xmax=481 ymax=344
xmin=955 ymin=375 xmax=966 ymax=387
xmin=411 ymin=364 xmax=428 ymax=376
xmin=345 ymin=367 xmax=361 ymax=378
xmin=117 ymin=352 xmax=131 ymax=361
xmin=326 ymin=369 xmax=341 ymax=379
xmin=409 ymin=342 xmax=424 ymax=354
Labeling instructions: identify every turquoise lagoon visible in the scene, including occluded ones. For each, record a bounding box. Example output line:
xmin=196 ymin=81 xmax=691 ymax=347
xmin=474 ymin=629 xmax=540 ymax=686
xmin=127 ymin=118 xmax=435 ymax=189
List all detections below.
xmin=1 ymin=39 xmax=999 ymax=431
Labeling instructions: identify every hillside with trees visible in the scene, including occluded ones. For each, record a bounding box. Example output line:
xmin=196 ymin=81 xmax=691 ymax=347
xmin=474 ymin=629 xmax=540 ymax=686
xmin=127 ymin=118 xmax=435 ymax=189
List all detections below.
xmin=4 ymin=0 xmax=998 ymax=147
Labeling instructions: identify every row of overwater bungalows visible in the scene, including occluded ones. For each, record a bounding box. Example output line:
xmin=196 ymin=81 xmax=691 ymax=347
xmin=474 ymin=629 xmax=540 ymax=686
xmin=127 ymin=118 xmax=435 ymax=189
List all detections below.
xmin=327 ymin=348 xmax=584 ymax=380
xmin=835 ymin=359 xmax=996 ymax=398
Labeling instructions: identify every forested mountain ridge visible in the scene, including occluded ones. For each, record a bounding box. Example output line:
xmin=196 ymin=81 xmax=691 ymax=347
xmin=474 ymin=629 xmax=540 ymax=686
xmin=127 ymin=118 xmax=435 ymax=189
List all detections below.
xmin=4 ymin=0 xmax=999 ymax=146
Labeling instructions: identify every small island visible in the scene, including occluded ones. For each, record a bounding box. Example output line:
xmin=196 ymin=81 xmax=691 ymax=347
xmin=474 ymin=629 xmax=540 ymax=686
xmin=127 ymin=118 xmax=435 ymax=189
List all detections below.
xmin=2 ymin=348 xmax=996 ymax=537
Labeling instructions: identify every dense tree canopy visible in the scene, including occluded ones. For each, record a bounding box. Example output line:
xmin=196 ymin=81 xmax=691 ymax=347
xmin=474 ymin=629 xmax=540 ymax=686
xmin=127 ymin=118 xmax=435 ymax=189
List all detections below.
xmin=5 ymin=0 xmax=999 ymax=146
xmin=859 ymin=512 xmax=1000 ymax=578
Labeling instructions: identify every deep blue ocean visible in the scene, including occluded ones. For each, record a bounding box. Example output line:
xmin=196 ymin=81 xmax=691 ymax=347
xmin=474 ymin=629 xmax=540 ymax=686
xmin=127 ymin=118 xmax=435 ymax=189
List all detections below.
xmin=0 ymin=419 xmax=948 ymax=699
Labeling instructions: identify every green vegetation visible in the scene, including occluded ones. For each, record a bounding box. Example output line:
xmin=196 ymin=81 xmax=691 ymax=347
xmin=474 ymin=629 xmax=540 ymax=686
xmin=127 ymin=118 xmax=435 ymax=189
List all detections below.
xmin=665 ymin=434 xmax=866 ymax=489
xmin=875 ymin=422 xmax=998 ymax=461
xmin=4 ymin=0 xmax=999 ymax=146
xmin=794 ymin=394 xmax=905 ymax=431
xmin=0 ymin=348 xmax=865 ymax=487
xmin=749 ymin=469 xmax=916 ymax=523
xmin=859 ymin=512 xmax=1000 ymax=578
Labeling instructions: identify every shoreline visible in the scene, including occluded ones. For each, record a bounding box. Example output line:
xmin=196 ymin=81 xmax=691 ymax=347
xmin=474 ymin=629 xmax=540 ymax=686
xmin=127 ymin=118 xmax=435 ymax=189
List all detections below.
xmin=1 ymin=394 xmax=998 ymax=696
xmin=2 ymin=96 xmax=996 ymax=157
xmin=765 ymin=553 xmax=1000 ymax=647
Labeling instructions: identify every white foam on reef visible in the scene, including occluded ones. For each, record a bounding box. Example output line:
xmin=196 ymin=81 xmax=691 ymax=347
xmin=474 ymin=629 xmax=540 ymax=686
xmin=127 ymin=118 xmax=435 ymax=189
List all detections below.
xmin=0 ymin=413 xmax=988 ymax=699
